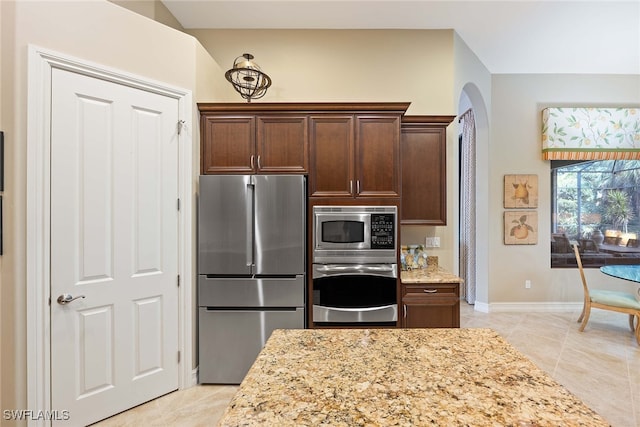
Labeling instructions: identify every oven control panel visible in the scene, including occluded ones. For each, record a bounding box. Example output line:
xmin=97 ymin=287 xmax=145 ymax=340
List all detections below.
xmin=371 ymin=214 xmax=395 ymax=249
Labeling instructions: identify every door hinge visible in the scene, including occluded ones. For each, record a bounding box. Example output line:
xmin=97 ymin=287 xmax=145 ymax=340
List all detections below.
xmin=177 ymin=198 xmax=180 ymax=211
xmin=178 ymin=351 xmax=181 ymax=363
xmin=177 ymin=275 xmax=180 ymax=287
xmin=177 ymin=120 xmax=185 ymax=135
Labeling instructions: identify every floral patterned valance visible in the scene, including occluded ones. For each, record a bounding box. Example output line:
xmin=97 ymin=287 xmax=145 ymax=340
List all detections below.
xmin=542 ymin=107 xmax=640 ymax=160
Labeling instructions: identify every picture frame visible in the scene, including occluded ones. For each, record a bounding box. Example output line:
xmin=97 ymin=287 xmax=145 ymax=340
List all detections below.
xmin=504 ymin=211 xmax=538 ymax=245
xmin=504 ymin=174 xmax=538 ymax=208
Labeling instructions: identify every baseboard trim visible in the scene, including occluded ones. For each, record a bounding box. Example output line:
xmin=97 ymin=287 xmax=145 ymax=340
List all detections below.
xmin=481 ymin=302 xmax=583 ymax=312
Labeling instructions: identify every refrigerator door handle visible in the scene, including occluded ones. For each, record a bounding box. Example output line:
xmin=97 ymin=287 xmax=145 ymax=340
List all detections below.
xmin=246 ymin=180 xmax=255 ymax=267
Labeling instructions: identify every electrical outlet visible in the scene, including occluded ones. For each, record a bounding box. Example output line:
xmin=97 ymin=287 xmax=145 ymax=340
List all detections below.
xmin=525 ymin=280 xmax=531 ymax=289
xmin=433 ymin=237 xmax=440 ymax=247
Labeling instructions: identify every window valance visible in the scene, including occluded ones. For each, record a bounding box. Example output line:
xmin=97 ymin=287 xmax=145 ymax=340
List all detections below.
xmin=542 ymin=107 xmax=640 ymax=160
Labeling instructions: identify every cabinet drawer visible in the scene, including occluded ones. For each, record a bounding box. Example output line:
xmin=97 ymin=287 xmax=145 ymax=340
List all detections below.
xmin=402 ymin=283 xmax=459 ymax=298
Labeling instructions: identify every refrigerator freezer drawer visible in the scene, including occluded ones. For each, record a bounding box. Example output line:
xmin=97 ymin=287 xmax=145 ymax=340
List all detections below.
xmin=198 ymin=307 xmax=305 ymax=384
xmin=198 ymin=275 xmax=305 ymax=307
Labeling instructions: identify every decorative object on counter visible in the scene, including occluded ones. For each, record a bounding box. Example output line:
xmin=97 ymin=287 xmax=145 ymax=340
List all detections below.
xmin=542 ymin=107 xmax=640 ymax=160
xmin=401 ymin=245 xmax=426 ymax=270
xmin=504 ymin=211 xmax=538 ymax=245
xmin=224 ymin=53 xmax=272 ymax=102
xmin=503 ymin=174 xmax=538 ymax=208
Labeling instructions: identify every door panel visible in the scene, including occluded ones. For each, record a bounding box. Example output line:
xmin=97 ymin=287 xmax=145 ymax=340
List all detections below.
xmin=355 ymin=116 xmax=400 ymax=197
xmin=198 ymin=175 xmax=252 ymax=275
xmin=133 ymin=296 xmax=164 ymax=378
xmin=308 ymin=115 xmax=354 ymax=197
xmin=77 ymin=305 xmax=114 ymax=398
xmin=198 ymin=276 xmax=305 ymax=307
xmin=133 ymin=107 xmax=164 ymax=274
xmin=198 ymin=307 xmax=304 ymax=384
xmin=50 ymin=68 xmax=179 ymax=426
xmin=254 ymin=175 xmax=306 ymax=275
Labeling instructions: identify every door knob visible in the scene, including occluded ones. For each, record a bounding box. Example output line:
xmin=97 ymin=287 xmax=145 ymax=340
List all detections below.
xmin=56 ymin=294 xmax=86 ymax=305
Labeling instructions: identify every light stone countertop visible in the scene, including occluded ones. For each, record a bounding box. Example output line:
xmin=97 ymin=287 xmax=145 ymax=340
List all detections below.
xmin=218 ymin=328 xmax=608 ymax=426
xmin=401 ymin=266 xmax=464 ymax=284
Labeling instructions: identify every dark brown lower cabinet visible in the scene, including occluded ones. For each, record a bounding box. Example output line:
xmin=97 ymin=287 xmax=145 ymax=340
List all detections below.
xmin=401 ymin=282 xmax=460 ymax=328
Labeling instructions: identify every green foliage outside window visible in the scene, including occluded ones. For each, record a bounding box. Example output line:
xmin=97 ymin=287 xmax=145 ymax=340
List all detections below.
xmin=553 ymin=160 xmax=640 ymax=240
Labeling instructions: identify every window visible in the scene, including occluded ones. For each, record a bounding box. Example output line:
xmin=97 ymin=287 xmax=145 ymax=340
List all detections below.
xmin=551 ymin=160 xmax=640 ymax=268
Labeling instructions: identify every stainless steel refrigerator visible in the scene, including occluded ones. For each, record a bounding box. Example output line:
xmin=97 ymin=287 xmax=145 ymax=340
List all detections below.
xmin=198 ymin=175 xmax=306 ymax=384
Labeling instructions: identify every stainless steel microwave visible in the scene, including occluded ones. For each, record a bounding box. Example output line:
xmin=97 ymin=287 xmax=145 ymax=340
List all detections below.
xmin=312 ymin=206 xmax=397 ymax=264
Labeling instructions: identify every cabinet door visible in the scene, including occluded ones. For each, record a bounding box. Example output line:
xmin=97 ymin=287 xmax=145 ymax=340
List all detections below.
xmin=201 ymin=115 xmax=255 ymax=174
xmin=355 ymin=116 xmax=400 ymax=198
xmin=400 ymin=116 xmax=453 ymax=225
xmin=308 ymin=115 xmax=354 ymax=197
xmin=403 ymin=296 xmax=460 ymax=328
xmin=401 ymin=282 xmax=460 ymax=328
xmin=256 ymin=115 xmax=309 ymax=174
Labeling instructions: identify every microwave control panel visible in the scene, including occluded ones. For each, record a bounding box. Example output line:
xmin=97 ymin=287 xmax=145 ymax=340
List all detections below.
xmin=371 ymin=214 xmax=395 ymax=249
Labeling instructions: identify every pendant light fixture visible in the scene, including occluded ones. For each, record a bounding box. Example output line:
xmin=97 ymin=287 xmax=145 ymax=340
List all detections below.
xmin=224 ymin=53 xmax=272 ymax=102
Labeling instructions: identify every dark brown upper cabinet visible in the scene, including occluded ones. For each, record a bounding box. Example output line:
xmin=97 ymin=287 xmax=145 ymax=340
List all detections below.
xmin=400 ymin=116 xmax=455 ymax=225
xmin=199 ymin=104 xmax=309 ymax=174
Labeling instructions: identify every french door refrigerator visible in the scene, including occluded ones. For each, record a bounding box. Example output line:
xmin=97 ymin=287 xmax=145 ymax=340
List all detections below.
xmin=198 ymin=174 xmax=306 ymax=384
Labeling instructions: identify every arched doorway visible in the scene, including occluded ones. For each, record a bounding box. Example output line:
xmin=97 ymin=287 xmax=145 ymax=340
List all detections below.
xmin=457 ymin=83 xmax=490 ymax=311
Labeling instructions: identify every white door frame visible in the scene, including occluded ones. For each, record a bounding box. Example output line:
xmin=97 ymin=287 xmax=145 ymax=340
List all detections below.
xmin=26 ymin=45 xmax=194 ymax=426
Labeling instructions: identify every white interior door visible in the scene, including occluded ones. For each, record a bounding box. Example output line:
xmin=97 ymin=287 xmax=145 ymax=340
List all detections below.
xmin=50 ymin=68 xmax=180 ymax=426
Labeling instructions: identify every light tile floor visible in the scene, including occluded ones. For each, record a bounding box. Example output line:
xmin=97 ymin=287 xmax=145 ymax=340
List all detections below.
xmin=94 ymin=303 xmax=640 ymax=426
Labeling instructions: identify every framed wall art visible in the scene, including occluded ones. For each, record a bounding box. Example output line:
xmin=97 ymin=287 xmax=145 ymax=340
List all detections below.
xmin=504 ymin=174 xmax=538 ymax=208
xmin=504 ymin=211 xmax=538 ymax=245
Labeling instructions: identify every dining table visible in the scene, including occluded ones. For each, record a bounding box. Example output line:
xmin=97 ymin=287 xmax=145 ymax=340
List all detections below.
xmin=600 ymin=265 xmax=640 ymax=302
xmin=600 ymin=264 xmax=640 ymax=283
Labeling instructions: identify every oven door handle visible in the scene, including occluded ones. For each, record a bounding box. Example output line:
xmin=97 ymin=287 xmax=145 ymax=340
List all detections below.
xmin=314 ymin=264 xmax=397 ymax=278
xmin=316 ymin=304 xmax=396 ymax=313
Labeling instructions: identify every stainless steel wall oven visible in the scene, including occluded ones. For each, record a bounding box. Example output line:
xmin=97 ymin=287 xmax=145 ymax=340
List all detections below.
xmin=312 ymin=206 xmax=398 ymax=325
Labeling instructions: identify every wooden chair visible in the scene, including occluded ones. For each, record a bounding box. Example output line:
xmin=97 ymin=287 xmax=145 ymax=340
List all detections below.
xmin=627 ymin=238 xmax=640 ymax=248
xmin=551 ymin=233 xmax=571 ymax=253
xmin=573 ymin=245 xmax=640 ymax=344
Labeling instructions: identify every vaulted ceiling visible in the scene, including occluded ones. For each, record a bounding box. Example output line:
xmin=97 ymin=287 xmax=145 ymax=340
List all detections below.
xmin=161 ymin=0 xmax=640 ymax=75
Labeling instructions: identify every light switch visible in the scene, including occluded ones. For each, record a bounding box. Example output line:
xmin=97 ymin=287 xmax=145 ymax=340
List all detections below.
xmin=425 ymin=237 xmax=441 ymax=248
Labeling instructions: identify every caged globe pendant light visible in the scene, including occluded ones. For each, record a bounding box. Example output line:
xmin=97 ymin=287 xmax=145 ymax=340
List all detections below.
xmin=224 ymin=53 xmax=272 ymax=102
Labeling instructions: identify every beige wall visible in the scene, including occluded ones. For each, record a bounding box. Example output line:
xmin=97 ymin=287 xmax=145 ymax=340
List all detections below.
xmin=0 ymin=0 xmax=223 ymax=416
xmin=490 ymin=74 xmax=640 ymax=304
xmin=109 ymin=0 xmax=185 ymax=31
xmin=188 ymin=29 xmax=456 ymax=114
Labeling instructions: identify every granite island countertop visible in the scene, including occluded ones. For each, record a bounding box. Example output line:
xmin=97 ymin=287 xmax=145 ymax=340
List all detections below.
xmin=401 ymin=266 xmax=464 ymax=284
xmin=218 ymin=328 xmax=608 ymax=426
